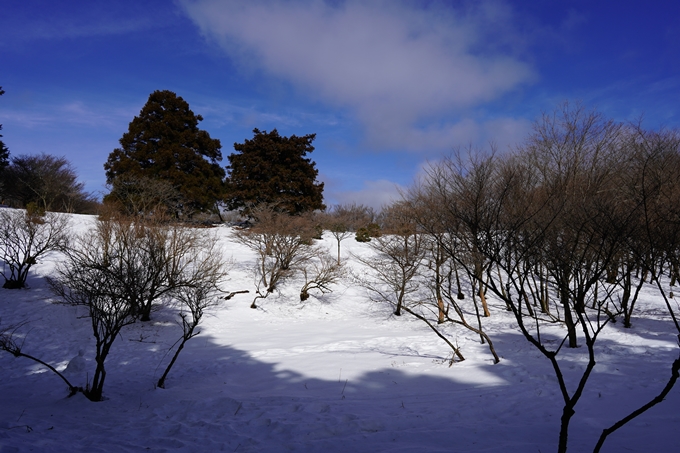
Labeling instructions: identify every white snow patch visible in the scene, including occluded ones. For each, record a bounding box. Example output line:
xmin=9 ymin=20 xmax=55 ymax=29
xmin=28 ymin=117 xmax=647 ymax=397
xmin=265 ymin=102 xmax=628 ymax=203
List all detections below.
xmin=0 ymin=213 xmax=678 ymax=452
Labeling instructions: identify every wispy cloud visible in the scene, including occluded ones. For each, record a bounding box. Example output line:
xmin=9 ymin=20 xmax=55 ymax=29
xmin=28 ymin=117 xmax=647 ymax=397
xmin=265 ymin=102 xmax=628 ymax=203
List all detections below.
xmin=0 ymin=2 xmax=177 ymax=45
xmin=21 ymin=18 xmax=153 ymax=41
xmin=329 ymin=179 xmax=405 ymax=211
xmin=194 ymin=100 xmax=342 ymax=131
xmin=362 ymin=116 xmax=532 ymax=153
xmin=179 ymin=0 xmax=534 ymax=152
xmin=1 ymin=100 xmax=137 ymax=131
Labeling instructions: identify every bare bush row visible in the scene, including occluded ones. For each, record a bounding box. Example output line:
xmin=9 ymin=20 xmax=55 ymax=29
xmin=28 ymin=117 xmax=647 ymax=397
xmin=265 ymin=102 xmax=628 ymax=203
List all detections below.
xmin=0 ymin=199 xmax=378 ymax=401
xmin=359 ymin=103 xmax=680 ymax=453
xmin=1 ymin=208 xmax=229 ymax=401
xmin=2 ymin=103 xmax=680 ymax=451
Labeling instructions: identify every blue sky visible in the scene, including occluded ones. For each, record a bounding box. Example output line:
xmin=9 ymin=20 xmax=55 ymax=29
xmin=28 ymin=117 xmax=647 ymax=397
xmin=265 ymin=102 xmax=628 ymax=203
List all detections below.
xmin=1 ymin=0 xmax=679 ymax=209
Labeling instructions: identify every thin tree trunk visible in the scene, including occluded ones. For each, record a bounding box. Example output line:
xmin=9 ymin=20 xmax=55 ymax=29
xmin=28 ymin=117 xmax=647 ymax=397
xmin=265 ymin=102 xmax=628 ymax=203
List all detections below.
xmin=557 ymin=403 xmax=575 ymax=453
xmin=561 ymin=284 xmax=578 ymax=348
xmin=591 ymin=278 xmax=599 ymax=309
xmin=470 ymin=280 xmax=486 ymax=344
xmin=435 ymin=252 xmax=445 ymax=323
xmin=436 ymin=297 xmax=445 ymax=324
xmin=402 ymin=306 xmax=464 ymax=363
xmin=455 ymin=263 xmax=464 ymax=299
xmin=8 ymin=350 xmax=78 ymax=395
xmin=623 ymin=272 xmax=646 ymax=328
xmin=157 ymin=326 xmax=196 ymax=389
xmin=540 ymin=264 xmax=550 ymax=314
xmin=479 ymin=285 xmax=491 ymax=317
xmin=89 ymin=361 xmax=106 ymax=401
xmin=593 ymin=356 xmax=680 ymax=453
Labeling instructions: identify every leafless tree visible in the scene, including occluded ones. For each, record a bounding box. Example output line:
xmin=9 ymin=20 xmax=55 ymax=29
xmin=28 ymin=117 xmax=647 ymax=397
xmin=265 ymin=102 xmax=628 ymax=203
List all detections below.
xmin=156 ymin=236 xmax=229 ymax=388
xmin=78 ymin=211 xmax=219 ymax=322
xmin=414 ymin=150 xmax=500 ymax=338
xmin=356 ymin=200 xmax=472 ymax=363
xmin=358 ymin=201 xmax=426 ymax=316
xmin=300 ymin=250 xmax=345 ymax=301
xmin=406 ymin=175 xmax=500 ymax=363
xmin=593 ymin=126 xmax=680 ymax=452
xmin=410 ymin=103 xmax=671 ymax=452
xmin=522 ymin=102 xmax=627 ymax=348
xmin=0 ymin=207 xmax=69 ymax=288
xmin=48 ymin=215 xmax=229 ymax=401
xmin=133 ymin=220 xmax=213 ymax=321
xmin=2 ymin=153 xmax=97 ymax=213
xmin=323 ymin=203 xmax=376 ymax=264
xmin=490 ymin=104 xmax=631 ymax=453
xmin=235 ymin=204 xmax=317 ymax=308
xmin=104 ymin=174 xmax=185 ymax=219
xmin=48 ymin=220 xmax=138 ymax=401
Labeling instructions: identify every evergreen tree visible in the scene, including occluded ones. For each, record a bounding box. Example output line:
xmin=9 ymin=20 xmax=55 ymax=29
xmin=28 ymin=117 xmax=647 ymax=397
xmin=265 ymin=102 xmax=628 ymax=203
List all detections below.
xmin=0 ymin=87 xmax=9 ymax=171
xmin=104 ymin=90 xmax=224 ymax=215
xmin=225 ymin=129 xmax=325 ymax=214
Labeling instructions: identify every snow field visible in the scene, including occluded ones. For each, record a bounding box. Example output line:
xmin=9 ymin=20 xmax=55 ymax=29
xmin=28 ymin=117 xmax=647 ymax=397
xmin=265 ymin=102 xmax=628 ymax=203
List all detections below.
xmin=1 ymin=214 xmax=679 ymax=452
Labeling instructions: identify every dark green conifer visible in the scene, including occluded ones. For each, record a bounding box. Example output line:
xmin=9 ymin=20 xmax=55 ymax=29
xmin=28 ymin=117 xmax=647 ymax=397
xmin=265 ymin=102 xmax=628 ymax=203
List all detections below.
xmin=225 ymin=128 xmax=325 ymax=214
xmin=104 ymin=90 xmax=224 ymax=215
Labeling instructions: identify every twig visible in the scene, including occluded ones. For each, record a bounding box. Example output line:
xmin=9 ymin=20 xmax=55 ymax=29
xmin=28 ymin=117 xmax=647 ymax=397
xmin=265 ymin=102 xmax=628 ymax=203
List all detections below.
xmin=224 ymin=290 xmax=250 ymax=300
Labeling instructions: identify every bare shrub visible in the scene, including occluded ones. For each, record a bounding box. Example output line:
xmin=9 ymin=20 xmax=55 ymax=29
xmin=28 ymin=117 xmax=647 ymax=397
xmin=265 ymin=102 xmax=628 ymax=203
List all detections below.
xmin=592 ymin=127 xmax=680 ymax=452
xmin=300 ymin=250 xmax=345 ymax=301
xmin=354 ymin=234 xmax=423 ymax=311
xmin=48 ymin=221 xmax=138 ymax=401
xmin=48 ymin=216 xmax=229 ymax=401
xmin=0 ymin=207 xmax=69 ymax=289
xmin=354 ymin=202 xmax=426 ymax=318
xmin=235 ymin=204 xmax=317 ymax=308
xmin=323 ymin=203 xmax=376 ymax=263
xmin=104 ymin=174 xmax=185 ymax=219
xmin=156 ymin=236 xmax=228 ymax=388
xmin=411 ymin=103 xmax=675 ymax=452
xmin=2 ymin=153 xmax=97 ymax=213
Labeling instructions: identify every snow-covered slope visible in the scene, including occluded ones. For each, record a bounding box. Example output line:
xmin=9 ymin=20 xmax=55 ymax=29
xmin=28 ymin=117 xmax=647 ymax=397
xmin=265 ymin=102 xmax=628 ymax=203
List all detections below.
xmin=1 ymin=214 xmax=678 ymax=452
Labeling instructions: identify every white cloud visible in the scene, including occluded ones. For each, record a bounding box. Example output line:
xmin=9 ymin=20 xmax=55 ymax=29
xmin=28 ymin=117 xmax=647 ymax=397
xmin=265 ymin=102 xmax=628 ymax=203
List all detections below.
xmin=180 ymin=0 xmax=534 ymax=152
xmin=1 ymin=10 xmax=156 ymax=44
xmin=363 ymin=116 xmax=532 ymax=154
xmin=330 ymin=179 xmax=404 ymax=211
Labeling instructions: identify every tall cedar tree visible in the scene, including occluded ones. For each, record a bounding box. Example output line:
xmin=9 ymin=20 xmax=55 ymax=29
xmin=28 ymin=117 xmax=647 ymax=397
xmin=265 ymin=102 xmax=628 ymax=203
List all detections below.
xmin=0 ymin=87 xmax=9 ymax=171
xmin=104 ymin=90 xmax=224 ymax=214
xmin=226 ymin=129 xmax=325 ymax=214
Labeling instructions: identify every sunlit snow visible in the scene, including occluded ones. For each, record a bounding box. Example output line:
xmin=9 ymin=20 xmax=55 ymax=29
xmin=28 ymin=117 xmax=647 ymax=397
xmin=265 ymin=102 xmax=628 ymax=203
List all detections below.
xmin=1 ymin=213 xmax=678 ymax=452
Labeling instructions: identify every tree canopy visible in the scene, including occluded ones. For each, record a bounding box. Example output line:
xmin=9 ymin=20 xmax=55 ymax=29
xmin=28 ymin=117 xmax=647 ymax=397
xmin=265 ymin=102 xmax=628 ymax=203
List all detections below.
xmin=225 ymin=128 xmax=325 ymax=214
xmin=104 ymin=90 xmax=224 ymax=216
xmin=2 ymin=153 xmax=97 ymax=213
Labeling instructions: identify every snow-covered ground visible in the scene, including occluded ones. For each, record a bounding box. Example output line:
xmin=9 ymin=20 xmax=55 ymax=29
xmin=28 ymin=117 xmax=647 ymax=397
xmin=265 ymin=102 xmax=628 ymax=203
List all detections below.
xmin=1 ymin=214 xmax=678 ymax=452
